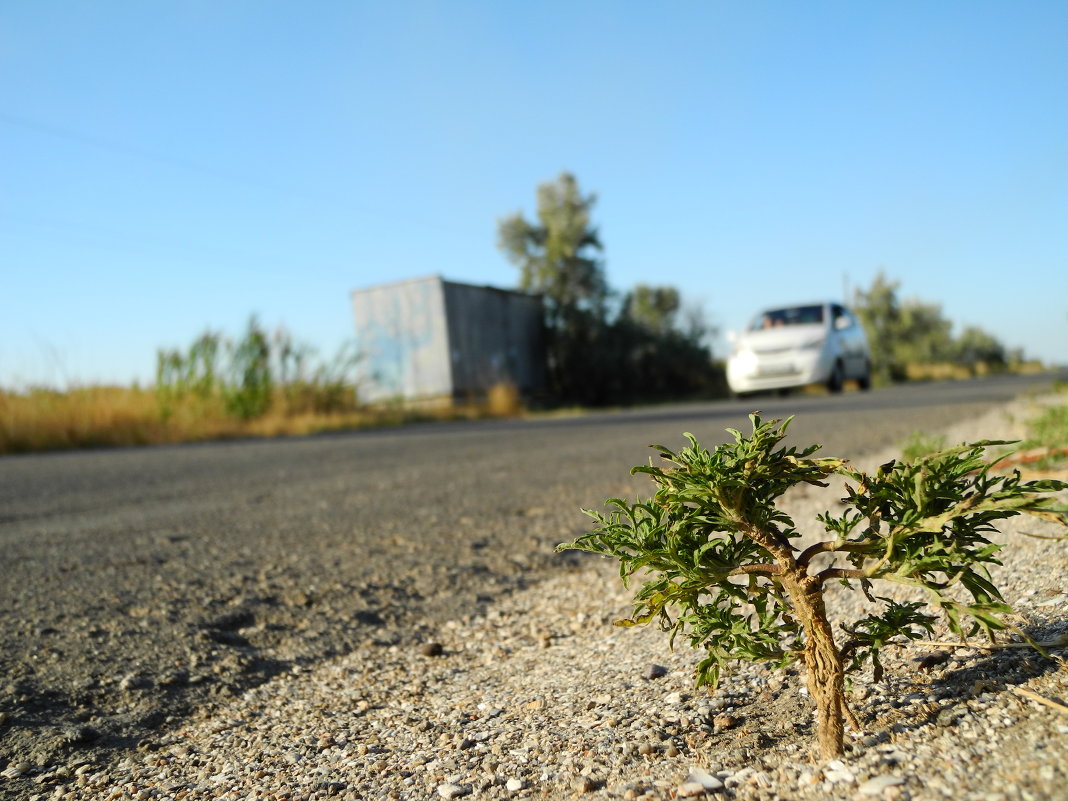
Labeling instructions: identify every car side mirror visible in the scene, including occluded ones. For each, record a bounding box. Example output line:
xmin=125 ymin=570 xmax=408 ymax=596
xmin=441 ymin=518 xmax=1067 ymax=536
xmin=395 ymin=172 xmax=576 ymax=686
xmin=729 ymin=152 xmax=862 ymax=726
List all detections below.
xmin=834 ymin=316 xmax=851 ymax=331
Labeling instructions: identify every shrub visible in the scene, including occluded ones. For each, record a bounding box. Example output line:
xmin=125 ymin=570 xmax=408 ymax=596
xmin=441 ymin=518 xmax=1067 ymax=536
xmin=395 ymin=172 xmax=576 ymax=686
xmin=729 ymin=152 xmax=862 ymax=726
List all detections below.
xmin=560 ymin=415 xmax=1067 ymax=759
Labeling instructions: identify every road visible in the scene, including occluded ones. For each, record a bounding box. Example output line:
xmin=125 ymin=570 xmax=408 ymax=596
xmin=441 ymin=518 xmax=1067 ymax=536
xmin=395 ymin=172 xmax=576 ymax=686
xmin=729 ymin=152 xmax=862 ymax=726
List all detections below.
xmin=0 ymin=373 xmax=1058 ymax=775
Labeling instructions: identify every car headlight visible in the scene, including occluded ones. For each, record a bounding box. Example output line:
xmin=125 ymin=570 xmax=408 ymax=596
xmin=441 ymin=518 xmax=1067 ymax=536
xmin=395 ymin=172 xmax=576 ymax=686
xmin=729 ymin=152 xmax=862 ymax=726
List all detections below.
xmin=733 ymin=349 xmax=758 ymax=373
xmin=800 ymin=338 xmax=826 ymax=351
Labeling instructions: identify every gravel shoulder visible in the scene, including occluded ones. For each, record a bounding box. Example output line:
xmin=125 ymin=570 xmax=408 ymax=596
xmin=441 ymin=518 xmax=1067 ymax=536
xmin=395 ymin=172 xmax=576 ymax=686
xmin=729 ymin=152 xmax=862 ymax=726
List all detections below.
xmin=3 ymin=394 xmax=1067 ymax=801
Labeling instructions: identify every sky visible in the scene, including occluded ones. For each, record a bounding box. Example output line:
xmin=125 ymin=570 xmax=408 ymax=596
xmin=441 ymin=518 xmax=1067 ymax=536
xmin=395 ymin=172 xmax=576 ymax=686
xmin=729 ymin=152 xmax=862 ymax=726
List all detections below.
xmin=2 ymin=1 xmax=1065 ymax=388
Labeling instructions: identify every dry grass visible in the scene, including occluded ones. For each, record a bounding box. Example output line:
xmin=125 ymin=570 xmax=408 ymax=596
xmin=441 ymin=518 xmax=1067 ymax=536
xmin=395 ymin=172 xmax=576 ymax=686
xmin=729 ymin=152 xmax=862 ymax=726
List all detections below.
xmin=485 ymin=381 xmax=522 ymax=418
xmin=0 ymin=385 xmax=524 ymax=456
xmin=901 ymin=360 xmax=1045 ymax=381
xmin=1 ymin=386 xmax=167 ymax=454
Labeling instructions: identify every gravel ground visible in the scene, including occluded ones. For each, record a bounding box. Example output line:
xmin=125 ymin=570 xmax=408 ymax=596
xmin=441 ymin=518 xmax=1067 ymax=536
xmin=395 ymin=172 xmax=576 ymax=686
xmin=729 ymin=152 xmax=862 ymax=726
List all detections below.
xmin=3 ymin=395 xmax=1067 ymax=801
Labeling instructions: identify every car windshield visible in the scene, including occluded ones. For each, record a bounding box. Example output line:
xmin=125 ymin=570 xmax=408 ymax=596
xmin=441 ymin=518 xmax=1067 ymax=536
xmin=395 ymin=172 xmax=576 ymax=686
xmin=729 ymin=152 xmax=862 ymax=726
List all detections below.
xmin=749 ymin=304 xmax=824 ymax=330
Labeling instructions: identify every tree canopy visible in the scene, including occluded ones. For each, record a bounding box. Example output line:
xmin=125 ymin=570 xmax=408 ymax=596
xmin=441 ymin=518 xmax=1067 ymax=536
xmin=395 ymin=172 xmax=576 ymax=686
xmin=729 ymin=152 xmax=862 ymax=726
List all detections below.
xmin=497 ymin=172 xmax=608 ymax=321
xmin=852 ymin=271 xmax=1009 ymax=383
xmin=498 ymin=173 xmax=719 ymax=405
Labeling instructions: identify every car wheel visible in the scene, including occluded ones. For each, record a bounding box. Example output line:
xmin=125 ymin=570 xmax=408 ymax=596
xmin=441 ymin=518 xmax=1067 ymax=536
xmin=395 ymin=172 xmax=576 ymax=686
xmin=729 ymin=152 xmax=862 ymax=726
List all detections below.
xmin=858 ymin=362 xmax=872 ymax=391
xmin=826 ymin=361 xmax=844 ymax=393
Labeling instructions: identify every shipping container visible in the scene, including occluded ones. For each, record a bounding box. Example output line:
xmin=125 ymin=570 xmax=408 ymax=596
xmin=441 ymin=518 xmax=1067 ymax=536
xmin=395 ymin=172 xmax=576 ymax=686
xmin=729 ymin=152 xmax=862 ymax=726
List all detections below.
xmin=351 ymin=275 xmax=545 ymax=403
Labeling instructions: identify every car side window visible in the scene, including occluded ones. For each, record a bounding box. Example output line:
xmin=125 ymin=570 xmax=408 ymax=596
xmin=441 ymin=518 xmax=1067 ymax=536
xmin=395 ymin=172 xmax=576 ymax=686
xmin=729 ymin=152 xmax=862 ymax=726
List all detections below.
xmin=832 ymin=305 xmax=852 ymax=330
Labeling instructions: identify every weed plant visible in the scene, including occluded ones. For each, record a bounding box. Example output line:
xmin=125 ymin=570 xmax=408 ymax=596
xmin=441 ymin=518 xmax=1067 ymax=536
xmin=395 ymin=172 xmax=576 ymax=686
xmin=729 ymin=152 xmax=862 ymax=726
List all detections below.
xmin=561 ymin=415 xmax=1067 ymax=759
xmin=1020 ymin=386 xmax=1068 ymax=470
xmin=1 ymin=319 xmax=523 ymax=454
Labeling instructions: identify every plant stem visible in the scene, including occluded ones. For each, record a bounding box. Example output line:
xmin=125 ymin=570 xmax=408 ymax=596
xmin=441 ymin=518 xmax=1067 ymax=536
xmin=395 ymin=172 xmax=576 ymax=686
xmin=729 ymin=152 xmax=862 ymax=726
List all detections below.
xmin=741 ymin=515 xmax=851 ymax=758
xmin=784 ymin=576 xmax=848 ymax=759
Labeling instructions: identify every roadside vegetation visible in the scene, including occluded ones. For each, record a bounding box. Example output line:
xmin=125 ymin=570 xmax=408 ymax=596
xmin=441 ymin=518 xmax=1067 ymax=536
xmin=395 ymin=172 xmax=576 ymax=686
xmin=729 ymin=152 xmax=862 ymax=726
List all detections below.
xmin=1 ymin=173 xmax=1052 ymax=455
xmin=498 ymin=173 xmax=1039 ymax=405
xmin=850 ymin=271 xmax=1039 ymax=386
xmin=561 ymin=414 xmax=1068 ymax=759
xmin=1000 ymin=382 xmax=1068 ymax=473
xmin=0 ymin=319 xmax=516 ymax=456
xmin=499 ymin=172 xmax=723 ymax=406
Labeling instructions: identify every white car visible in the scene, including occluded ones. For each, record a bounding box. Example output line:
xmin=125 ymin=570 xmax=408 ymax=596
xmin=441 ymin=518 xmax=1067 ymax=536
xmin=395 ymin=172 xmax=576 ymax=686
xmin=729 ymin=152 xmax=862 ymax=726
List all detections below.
xmin=726 ymin=302 xmax=871 ymax=396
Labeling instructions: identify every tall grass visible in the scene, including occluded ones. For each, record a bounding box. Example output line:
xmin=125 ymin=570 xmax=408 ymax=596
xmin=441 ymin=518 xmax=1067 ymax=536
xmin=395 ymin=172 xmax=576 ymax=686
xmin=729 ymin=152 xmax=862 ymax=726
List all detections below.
xmin=0 ymin=383 xmax=523 ymax=455
xmin=0 ymin=386 xmax=168 ymax=453
xmin=0 ymin=317 xmax=530 ymax=457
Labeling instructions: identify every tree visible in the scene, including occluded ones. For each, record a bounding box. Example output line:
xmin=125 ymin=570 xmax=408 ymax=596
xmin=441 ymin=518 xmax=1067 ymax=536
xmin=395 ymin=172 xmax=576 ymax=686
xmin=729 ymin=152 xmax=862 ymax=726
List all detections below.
xmin=621 ymin=285 xmax=681 ymax=336
xmin=498 ymin=172 xmax=608 ymax=319
xmin=852 ymin=271 xmax=1004 ymax=383
xmin=498 ymin=173 xmax=721 ymax=405
xmin=851 ymin=271 xmax=902 ymax=384
xmin=955 ymin=326 xmax=1007 ymax=369
xmin=498 ymin=173 xmax=610 ymax=403
xmin=893 ymin=300 xmax=954 ymax=365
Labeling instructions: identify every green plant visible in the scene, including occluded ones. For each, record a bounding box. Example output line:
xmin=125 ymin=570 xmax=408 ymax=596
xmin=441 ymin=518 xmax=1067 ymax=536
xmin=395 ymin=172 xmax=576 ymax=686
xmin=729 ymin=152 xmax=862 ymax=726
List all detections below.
xmin=560 ymin=415 xmax=1067 ymax=759
xmin=1021 ymin=397 xmax=1068 ymax=470
xmin=224 ymin=317 xmax=273 ymax=420
xmin=155 ymin=331 xmax=224 ymax=421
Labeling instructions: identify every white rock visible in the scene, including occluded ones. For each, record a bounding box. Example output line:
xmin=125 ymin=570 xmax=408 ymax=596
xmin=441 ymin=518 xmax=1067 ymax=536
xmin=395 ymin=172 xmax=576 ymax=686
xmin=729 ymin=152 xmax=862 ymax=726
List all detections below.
xmin=506 ymin=778 xmax=524 ymax=792
xmin=677 ymin=782 xmax=708 ymax=797
xmin=858 ymin=775 xmax=906 ymax=796
xmin=823 ymin=759 xmax=855 ymax=785
xmin=437 ymin=783 xmax=470 ymax=799
xmin=685 ymin=767 xmax=724 ymax=791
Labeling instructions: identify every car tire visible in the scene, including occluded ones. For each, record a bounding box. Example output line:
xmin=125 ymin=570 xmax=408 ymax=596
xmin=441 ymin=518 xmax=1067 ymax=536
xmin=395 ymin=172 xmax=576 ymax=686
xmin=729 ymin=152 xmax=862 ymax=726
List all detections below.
xmin=858 ymin=362 xmax=872 ymax=391
xmin=826 ymin=361 xmax=844 ymax=393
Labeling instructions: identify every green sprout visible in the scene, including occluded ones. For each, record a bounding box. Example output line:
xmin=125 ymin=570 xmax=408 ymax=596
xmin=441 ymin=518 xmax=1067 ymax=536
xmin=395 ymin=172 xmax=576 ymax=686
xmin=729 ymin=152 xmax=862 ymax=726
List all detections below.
xmin=559 ymin=414 xmax=1067 ymax=759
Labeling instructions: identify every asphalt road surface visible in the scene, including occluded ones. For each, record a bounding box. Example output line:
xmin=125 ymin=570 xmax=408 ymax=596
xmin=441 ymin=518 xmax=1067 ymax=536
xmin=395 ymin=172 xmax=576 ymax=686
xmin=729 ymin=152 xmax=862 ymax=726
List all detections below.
xmin=0 ymin=373 xmax=1060 ymax=777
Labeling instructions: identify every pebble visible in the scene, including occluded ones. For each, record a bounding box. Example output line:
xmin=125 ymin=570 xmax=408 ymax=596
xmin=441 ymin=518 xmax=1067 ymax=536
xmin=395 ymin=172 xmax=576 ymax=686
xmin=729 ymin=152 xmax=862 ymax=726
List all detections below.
xmin=573 ymin=774 xmax=598 ymax=792
xmin=857 ymin=774 xmax=906 ymax=795
xmin=684 ymin=766 xmax=725 ymax=791
xmin=677 ymin=780 xmax=709 ymax=797
xmin=823 ymin=759 xmax=856 ymax=785
xmin=437 ymin=782 xmax=470 ymax=798
xmin=421 ymin=642 xmax=445 ymax=657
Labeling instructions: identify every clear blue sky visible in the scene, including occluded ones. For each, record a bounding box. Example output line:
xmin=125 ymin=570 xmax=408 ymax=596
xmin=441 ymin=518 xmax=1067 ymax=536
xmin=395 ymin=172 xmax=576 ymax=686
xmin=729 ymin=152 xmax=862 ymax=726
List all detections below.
xmin=2 ymin=1 xmax=1065 ymax=388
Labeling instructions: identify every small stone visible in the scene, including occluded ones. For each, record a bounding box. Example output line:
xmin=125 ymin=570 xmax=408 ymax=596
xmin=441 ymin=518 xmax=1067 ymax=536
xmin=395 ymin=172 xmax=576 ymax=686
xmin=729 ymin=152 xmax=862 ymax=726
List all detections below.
xmin=638 ymin=743 xmax=655 ymax=755
xmin=1 ymin=761 xmax=32 ymax=779
xmin=677 ymin=781 xmax=707 ymax=797
xmin=119 ymin=673 xmax=152 ymax=691
xmin=59 ymin=725 xmax=99 ymax=746
xmin=858 ymin=775 xmax=906 ymax=796
xmin=712 ymin=714 xmax=738 ymax=732
xmin=664 ymin=691 xmax=683 ymax=705
xmin=572 ymin=775 xmax=597 ymax=793
xmin=645 ymin=664 xmax=669 ymax=680
xmin=421 ymin=642 xmax=445 ymax=657
xmin=505 ymin=778 xmax=523 ymax=792
xmin=936 ymin=707 xmax=963 ymax=727
xmin=437 ymin=782 xmax=470 ymax=799
xmin=823 ymin=759 xmax=855 ymax=785
xmin=685 ymin=767 xmax=724 ymax=792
